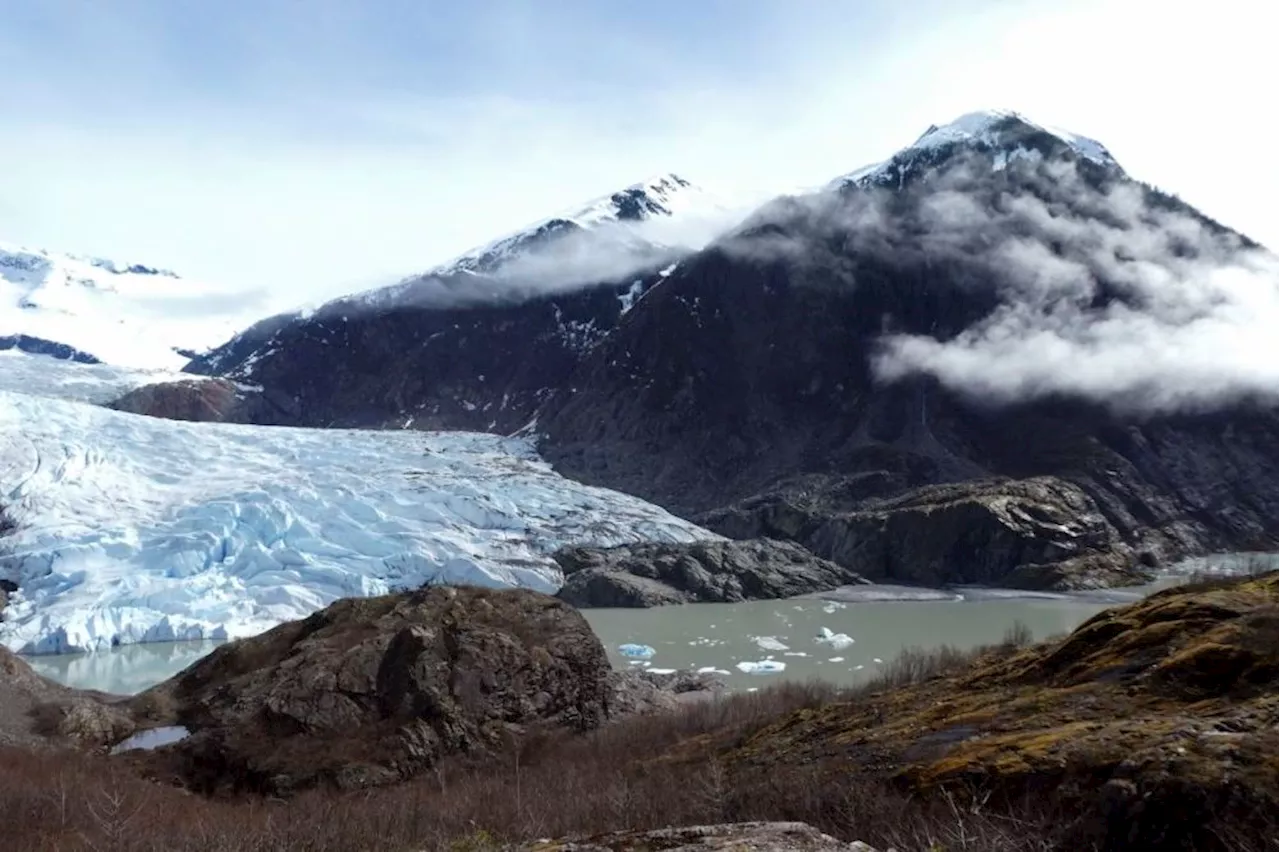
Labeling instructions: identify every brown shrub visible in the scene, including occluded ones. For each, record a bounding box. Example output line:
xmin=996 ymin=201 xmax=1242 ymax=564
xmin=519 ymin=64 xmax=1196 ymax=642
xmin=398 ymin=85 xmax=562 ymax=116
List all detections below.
xmin=2 ymin=630 xmax=1272 ymax=852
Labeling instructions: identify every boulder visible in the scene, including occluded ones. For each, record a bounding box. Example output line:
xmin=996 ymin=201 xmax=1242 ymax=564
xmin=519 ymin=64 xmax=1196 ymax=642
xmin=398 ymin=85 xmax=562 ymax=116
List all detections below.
xmin=607 ymin=668 xmax=726 ymax=716
xmin=515 ymin=822 xmax=877 ymax=851
xmin=132 ymin=586 xmax=616 ymax=794
xmin=553 ymin=538 xmax=868 ymax=608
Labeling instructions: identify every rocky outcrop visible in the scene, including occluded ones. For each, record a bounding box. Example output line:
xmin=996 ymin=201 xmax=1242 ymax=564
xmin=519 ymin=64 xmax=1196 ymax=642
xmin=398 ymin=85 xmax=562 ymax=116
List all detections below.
xmin=702 ymin=476 xmax=1147 ymax=590
xmin=553 ymin=538 xmax=867 ymax=607
xmin=517 ymin=822 xmax=879 ymax=851
xmin=108 ymin=378 xmax=256 ymax=423
xmin=607 ymin=668 xmax=726 ymax=716
xmin=0 ymin=647 xmax=133 ymax=748
xmin=131 ymin=586 xmax=617 ymax=794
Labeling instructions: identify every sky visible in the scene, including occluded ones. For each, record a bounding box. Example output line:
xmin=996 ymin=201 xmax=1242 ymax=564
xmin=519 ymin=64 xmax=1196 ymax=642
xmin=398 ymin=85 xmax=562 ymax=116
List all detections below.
xmin=1 ymin=0 xmax=1276 ymax=313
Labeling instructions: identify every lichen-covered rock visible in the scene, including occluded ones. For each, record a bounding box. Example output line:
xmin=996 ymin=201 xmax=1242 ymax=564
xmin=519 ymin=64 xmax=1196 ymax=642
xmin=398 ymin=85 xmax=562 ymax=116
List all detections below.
xmin=554 ymin=538 xmax=867 ymax=607
xmin=132 ymin=586 xmax=615 ymax=794
xmin=516 ymin=821 xmax=877 ymax=851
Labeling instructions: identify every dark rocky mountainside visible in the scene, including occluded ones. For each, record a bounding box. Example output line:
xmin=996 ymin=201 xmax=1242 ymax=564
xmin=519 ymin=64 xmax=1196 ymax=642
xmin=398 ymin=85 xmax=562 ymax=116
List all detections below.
xmin=179 ymin=174 xmax=706 ymax=431
xmin=553 ymin=538 xmax=868 ymax=607
xmin=701 ymin=476 xmax=1148 ymax=590
xmin=537 ymin=137 xmax=1278 ymax=582
xmin=181 ymin=269 xmax=674 ymax=431
xmin=147 ymin=112 xmax=1277 ymax=589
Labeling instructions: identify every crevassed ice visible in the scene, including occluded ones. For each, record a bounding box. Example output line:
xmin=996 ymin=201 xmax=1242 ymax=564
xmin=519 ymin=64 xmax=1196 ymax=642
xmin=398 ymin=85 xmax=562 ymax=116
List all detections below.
xmin=0 ymin=390 xmax=717 ymax=655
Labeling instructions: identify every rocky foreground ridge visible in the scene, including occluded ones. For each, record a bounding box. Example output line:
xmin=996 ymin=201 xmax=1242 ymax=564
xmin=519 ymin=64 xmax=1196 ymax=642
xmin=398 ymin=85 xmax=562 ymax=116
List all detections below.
xmin=1 ymin=573 xmax=1275 ymax=850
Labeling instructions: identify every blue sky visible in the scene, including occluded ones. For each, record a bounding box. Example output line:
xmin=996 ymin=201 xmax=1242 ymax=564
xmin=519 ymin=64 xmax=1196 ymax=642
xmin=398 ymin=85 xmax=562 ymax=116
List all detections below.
xmin=1 ymin=0 xmax=1276 ymax=308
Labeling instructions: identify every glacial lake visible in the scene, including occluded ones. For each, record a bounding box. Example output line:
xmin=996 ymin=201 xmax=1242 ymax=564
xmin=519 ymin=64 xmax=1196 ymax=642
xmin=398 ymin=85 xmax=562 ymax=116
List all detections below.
xmin=25 ymin=554 xmax=1276 ymax=695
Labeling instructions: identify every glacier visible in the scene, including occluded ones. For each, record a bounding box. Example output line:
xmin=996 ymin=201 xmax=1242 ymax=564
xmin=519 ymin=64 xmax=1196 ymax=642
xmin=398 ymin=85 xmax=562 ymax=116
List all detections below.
xmin=0 ymin=384 xmax=717 ymax=655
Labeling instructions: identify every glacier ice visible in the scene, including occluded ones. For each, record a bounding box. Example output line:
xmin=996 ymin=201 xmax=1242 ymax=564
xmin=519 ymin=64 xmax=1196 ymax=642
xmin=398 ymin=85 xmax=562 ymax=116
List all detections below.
xmin=735 ymin=659 xmax=786 ymax=675
xmin=0 ymin=389 xmax=716 ymax=655
xmin=618 ymin=643 xmax=657 ymax=659
xmin=815 ymin=626 xmax=855 ymax=650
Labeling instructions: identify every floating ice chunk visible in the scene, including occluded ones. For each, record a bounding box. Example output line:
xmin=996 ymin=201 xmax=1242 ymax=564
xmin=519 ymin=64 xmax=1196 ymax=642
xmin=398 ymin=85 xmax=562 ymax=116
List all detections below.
xmin=746 ymin=687 xmax=759 ymax=693
xmin=618 ymin=643 xmax=656 ymax=659
xmin=648 ymin=667 xmax=677 ymax=675
xmin=736 ymin=659 xmax=787 ymax=675
xmin=822 ymin=601 xmax=846 ymax=614
xmin=752 ymin=635 xmax=789 ymax=652
xmin=873 ymin=657 xmax=884 ymax=664
xmin=854 ymin=664 xmax=865 ymax=671
xmin=828 ymin=656 xmax=845 ymax=663
xmin=696 ymin=666 xmax=731 ymax=675
xmin=109 ymin=725 xmax=190 ymax=754
xmin=783 ymin=652 xmax=809 ymax=657
xmin=816 ymin=627 xmax=855 ymax=649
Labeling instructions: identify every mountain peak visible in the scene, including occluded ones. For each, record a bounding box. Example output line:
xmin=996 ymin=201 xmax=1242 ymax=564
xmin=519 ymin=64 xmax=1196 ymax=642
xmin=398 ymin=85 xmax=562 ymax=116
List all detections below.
xmin=440 ymin=173 xmax=711 ymax=275
xmin=830 ymin=108 xmax=1121 ymax=191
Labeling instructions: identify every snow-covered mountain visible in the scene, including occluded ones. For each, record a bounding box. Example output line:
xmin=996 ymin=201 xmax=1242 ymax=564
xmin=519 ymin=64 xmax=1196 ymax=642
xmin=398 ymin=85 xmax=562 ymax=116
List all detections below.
xmin=179 ymin=174 xmax=730 ymax=429
xmin=0 ymin=385 xmax=716 ymax=654
xmin=0 ymin=242 xmax=263 ymax=371
xmin=347 ymin=173 xmax=723 ymax=311
xmin=828 ymin=109 xmax=1122 ymax=191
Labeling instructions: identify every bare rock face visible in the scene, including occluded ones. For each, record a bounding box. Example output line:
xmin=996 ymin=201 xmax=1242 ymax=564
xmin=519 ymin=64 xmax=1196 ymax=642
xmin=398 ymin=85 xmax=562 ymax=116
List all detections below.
xmin=607 ymin=668 xmax=726 ymax=716
xmin=108 ymin=378 xmax=252 ymax=422
xmin=553 ymin=538 xmax=868 ymax=607
xmin=132 ymin=586 xmax=616 ymax=794
xmin=703 ymin=476 xmax=1147 ymax=590
xmin=515 ymin=821 xmax=877 ymax=851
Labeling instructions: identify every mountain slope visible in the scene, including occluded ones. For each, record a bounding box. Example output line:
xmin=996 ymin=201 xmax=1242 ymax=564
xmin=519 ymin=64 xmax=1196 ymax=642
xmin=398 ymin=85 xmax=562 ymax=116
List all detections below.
xmin=0 ymin=242 xmax=261 ymax=371
xmin=535 ymin=111 xmax=1279 ymax=576
xmin=181 ymin=174 xmax=723 ymax=430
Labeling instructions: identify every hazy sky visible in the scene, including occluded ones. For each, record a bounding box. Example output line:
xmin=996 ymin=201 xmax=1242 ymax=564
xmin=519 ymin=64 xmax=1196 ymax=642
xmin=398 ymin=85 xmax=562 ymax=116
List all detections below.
xmin=1 ymin=0 xmax=1276 ymax=311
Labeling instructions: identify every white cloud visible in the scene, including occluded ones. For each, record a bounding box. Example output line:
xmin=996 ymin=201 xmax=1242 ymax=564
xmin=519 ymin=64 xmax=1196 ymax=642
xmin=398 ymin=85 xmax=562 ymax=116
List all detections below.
xmin=866 ymin=162 xmax=1280 ymax=413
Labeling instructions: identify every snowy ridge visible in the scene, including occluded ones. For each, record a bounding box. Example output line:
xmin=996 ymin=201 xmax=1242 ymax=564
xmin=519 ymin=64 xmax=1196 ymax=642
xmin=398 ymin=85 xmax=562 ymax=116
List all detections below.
xmin=440 ymin=174 xmax=715 ymax=275
xmin=345 ymin=174 xmax=722 ymax=310
xmin=0 ymin=389 xmax=718 ymax=655
xmin=829 ymin=109 xmax=1122 ymax=190
xmin=0 ymin=241 xmax=264 ymax=370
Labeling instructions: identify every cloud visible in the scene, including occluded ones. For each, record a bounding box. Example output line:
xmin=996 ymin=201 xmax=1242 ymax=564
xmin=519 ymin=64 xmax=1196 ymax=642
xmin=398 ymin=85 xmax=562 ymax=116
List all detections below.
xmin=877 ymin=164 xmax=1278 ymax=413
xmin=340 ymin=204 xmax=750 ymax=312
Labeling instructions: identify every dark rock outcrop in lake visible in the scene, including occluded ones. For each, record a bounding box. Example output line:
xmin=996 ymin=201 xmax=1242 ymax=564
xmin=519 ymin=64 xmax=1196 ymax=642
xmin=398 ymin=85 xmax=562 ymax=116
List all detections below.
xmin=520 ymin=822 xmax=878 ymax=851
xmin=132 ymin=586 xmax=616 ymax=794
xmin=553 ymin=538 xmax=868 ymax=607
xmin=702 ymin=476 xmax=1146 ymax=590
